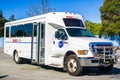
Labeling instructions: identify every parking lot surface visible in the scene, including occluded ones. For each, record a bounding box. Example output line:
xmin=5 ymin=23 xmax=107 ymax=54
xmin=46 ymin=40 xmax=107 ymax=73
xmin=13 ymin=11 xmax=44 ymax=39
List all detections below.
xmin=0 ymin=48 xmax=120 ymax=80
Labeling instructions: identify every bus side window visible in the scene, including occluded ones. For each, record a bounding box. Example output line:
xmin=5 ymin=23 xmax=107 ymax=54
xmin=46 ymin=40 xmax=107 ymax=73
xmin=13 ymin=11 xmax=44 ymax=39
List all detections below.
xmin=24 ymin=23 xmax=32 ymax=37
xmin=34 ymin=25 xmax=37 ymax=36
xmin=6 ymin=27 xmax=9 ymax=38
xmin=11 ymin=26 xmax=16 ymax=37
xmin=16 ymin=25 xmax=24 ymax=37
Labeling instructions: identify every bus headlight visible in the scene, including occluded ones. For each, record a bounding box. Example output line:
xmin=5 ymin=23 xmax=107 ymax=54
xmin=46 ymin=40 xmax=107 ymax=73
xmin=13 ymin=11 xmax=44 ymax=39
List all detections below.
xmin=77 ymin=50 xmax=88 ymax=55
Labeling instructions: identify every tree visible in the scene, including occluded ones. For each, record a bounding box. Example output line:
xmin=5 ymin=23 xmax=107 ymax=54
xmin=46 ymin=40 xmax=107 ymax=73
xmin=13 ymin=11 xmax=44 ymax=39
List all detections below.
xmin=0 ymin=10 xmax=7 ymax=37
xmin=9 ymin=14 xmax=16 ymax=21
xmin=100 ymin=0 xmax=120 ymax=36
xmin=27 ymin=0 xmax=55 ymax=17
xmin=85 ymin=20 xmax=102 ymax=37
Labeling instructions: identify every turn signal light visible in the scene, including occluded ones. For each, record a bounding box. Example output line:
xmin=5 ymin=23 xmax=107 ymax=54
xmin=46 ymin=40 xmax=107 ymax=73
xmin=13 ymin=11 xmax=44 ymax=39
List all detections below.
xmin=77 ymin=50 xmax=88 ymax=55
xmin=77 ymin=50 xmax=84 ymax=55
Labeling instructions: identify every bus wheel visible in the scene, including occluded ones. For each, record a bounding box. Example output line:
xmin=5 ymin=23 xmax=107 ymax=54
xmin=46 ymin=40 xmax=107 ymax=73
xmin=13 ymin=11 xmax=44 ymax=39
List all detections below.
xmin=14 ymin=51 xmax=22 ymax=64
xmin=98 ymin=64 xmax=113 ymax=73
xmin=66 ymin=54 xmax=82 ymax=76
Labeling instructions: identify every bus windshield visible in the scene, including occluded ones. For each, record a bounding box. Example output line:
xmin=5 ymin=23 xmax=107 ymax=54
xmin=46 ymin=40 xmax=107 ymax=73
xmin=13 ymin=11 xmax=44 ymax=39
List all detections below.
xmin=66 ymin=28 xmax=95 ymax=37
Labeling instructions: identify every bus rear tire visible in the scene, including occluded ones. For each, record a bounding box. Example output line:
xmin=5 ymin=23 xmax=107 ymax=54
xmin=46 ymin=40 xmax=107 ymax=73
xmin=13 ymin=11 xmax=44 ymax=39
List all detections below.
xmin=14 ymin=51 xmax=22 ymax=64
xmin=66 ymin=54 xmax=82 ymax=76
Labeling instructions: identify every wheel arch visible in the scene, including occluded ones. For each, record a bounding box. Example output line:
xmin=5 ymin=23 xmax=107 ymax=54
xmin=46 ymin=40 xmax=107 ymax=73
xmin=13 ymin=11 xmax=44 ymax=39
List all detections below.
xmin=63 ymin=51 xmax=77 ymax=70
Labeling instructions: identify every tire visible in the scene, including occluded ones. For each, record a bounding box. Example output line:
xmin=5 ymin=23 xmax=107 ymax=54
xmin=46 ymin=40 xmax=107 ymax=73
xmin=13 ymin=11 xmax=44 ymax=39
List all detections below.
xmin=98 ymin=64 xmax=113 ymax=73
xmin=66 ymin=54 xmax=82 ymax=76
xmin=14 ymin=51 xmax=22 ymax=64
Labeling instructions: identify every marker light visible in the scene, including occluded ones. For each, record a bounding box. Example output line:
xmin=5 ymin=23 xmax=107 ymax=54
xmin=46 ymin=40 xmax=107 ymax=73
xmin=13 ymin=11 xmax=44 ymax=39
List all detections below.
xmin=77 ymin=50 xmax=88 ymax=55
xmin=66 ymin=16 xmax=72 ymax=18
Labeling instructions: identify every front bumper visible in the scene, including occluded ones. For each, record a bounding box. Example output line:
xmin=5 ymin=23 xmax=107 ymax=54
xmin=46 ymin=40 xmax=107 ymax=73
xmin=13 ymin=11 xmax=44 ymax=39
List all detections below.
xmin=79 ymin=57 xmax=116 ymax=67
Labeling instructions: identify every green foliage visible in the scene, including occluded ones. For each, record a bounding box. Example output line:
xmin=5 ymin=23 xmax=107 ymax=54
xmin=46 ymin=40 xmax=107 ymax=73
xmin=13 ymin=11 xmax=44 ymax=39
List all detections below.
xmin=100 ymin=0 xmax=120 ymax=36
xmin=85 ymin=20 xmax=102 ymax=36
xmin=0 ymin=10 xmax=7 ymax=37
xmin=0 ymin=10 xmax=16 ymax=37
xmin=9 ymin=14 xmax=16 ymax=21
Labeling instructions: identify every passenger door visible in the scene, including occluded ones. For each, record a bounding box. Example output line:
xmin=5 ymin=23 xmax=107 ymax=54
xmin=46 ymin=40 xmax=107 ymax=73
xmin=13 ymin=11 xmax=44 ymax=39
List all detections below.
xmin=52 ymin=29 xmax=68 ymax=57
xmin=31 ymin=23 xmax=45 ymax=64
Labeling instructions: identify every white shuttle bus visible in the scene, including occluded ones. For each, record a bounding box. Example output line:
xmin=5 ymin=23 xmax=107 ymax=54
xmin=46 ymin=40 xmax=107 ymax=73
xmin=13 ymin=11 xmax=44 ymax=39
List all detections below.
xmin=4 ymin=12 xmax=118 ymax=76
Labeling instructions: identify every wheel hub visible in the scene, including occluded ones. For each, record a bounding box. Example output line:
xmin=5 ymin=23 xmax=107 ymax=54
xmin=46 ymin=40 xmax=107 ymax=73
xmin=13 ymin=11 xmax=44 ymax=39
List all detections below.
xmin=68 ymin=59 xmax=77 ymax=72
xmin=15 ymin=52 xmax=19 ymax=62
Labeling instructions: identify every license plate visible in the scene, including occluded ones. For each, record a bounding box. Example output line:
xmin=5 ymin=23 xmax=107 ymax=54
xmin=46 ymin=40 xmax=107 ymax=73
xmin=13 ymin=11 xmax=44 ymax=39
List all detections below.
xmin=105 ymin=60 xmax=110 ymax=64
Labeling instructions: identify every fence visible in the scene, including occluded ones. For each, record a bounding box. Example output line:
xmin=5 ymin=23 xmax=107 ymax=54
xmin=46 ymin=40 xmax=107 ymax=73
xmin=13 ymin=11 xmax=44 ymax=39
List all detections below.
xmin=0 ymin=37 xmax=4 ymax=48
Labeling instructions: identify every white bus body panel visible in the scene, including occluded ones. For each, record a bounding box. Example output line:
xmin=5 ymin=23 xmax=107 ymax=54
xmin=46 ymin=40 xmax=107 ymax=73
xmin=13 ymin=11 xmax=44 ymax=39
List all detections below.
xmin=4 ymin=12 xmax=85 ymax=67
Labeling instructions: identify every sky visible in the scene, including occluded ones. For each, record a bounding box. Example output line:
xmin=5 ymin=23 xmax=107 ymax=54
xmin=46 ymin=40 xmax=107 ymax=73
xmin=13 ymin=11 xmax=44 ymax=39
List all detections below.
xmin=0 ymin=0 xmax=103 ymax=23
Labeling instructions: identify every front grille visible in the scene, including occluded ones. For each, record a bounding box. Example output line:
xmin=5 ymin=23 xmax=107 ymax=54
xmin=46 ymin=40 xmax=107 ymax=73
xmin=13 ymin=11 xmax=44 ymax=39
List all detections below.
xmin=89 ymin=42 xmax=117 ymax=65
xmin=93 ymin=46 xmax=113 ymax=59
xmin=89 ymin=42 xmax=113 ymax=59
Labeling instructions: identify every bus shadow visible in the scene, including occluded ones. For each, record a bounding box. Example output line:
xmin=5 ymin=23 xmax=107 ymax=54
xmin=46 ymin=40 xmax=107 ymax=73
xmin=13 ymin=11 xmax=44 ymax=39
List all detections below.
xmin=21 ymin=59 xmax=65 ymax=72
xmin=40 ymin=65 xmax=120 ymax=76
xmin=21 ymin=59 xmax=120 ymax=76
xmin=0 ymin=75 xmax=9 ymax=79
xmin=21 ymin=58 xmax=31 ymax=64
xmin=40 ymin=65 xmax=66 ymax=73
xmin=81 ymin=67 xmax=120 ymax=76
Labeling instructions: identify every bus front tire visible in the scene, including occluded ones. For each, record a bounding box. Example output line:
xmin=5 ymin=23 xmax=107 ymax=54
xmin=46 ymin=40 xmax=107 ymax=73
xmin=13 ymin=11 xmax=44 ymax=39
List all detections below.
xmin=14 ymin=51 xmax=22 ymax=64
xmin=66 ymin=54 xmax=82 ymax=76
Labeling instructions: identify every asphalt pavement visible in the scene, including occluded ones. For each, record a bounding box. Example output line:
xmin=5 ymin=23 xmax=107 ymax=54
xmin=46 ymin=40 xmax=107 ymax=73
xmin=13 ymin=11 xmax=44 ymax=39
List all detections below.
xmin=0 ymin=48 xmax=120 ymax=80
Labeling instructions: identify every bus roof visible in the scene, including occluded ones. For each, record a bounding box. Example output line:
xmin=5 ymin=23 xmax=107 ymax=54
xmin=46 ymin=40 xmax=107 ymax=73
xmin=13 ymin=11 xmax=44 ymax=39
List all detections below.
xmin=5 ymin=12 xmax=84 ymax=28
